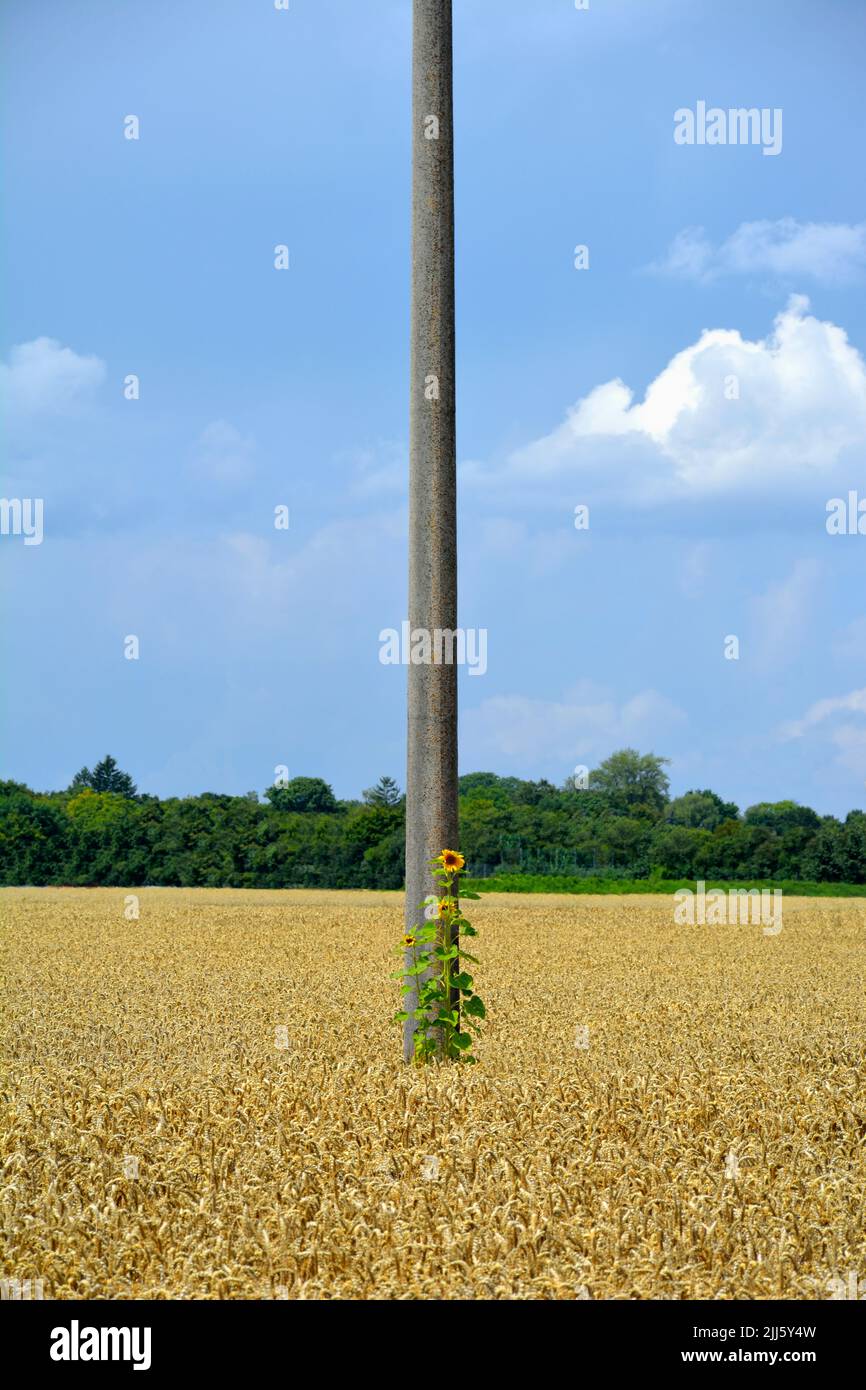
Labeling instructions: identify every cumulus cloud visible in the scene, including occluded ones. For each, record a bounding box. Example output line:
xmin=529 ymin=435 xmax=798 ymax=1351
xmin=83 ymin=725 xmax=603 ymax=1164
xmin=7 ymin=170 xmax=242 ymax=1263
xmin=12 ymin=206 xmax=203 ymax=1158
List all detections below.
xmin=463 ymin=297 xmax=866 ymax=503
xmin=780 ymin=686 xmax=866 ymax=740
xmin=0 ymin=337 xmax=105 ymax=416
xmin=650 ymin=219 xmax=866 ymax=286
xmin=462 ymin=682 xmax=685 ymax=770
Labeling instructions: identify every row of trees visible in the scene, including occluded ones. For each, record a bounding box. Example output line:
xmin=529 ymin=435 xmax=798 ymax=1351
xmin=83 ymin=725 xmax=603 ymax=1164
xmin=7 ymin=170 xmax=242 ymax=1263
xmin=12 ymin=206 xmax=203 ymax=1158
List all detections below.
xmin=1 ymin=751 xmax=865 ymax=888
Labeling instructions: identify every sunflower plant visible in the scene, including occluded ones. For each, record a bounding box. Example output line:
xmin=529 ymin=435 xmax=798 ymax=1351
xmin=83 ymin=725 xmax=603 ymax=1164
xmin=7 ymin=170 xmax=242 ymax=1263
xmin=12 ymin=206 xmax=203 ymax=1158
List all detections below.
xmin=392 ymin=850 xmax=486 ymax=1065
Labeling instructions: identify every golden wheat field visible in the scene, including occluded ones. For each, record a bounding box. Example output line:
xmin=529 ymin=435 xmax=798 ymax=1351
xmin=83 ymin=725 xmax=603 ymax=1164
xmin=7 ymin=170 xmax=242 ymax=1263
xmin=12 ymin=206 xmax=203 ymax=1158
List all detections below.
xmin=1 ymin=887 xmax=864 ymax=1301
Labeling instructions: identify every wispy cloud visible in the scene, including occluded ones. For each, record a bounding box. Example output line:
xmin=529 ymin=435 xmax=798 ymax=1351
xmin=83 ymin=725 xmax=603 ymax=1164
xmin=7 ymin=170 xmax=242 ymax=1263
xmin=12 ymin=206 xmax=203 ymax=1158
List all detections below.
xmin=190 ymin=420 xmax=255 ymax=486
xmin=649 ymin=219 xmax=866 ymax=286
xmin=750 ymin=559 xmax=821 ymax=672
xmin=462 ymin=683 xmax=685 ymax=771
xmin=780 ymin=687 xmax=866 ymax=740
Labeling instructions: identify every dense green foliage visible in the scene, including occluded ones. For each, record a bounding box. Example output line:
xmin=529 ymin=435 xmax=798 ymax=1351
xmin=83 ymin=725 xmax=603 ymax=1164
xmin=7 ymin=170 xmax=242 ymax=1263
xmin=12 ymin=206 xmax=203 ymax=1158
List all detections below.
xmin=69 ymin=755 xmax=138 ymax=799
xmin=2 ymin=749 xmax=865 ymax=889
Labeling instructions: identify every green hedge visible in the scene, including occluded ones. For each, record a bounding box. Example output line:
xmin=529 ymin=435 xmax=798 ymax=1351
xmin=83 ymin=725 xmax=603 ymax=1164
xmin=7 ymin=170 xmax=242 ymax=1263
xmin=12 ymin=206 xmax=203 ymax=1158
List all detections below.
xmin=461 ymin=875 xmax=866 ymax=897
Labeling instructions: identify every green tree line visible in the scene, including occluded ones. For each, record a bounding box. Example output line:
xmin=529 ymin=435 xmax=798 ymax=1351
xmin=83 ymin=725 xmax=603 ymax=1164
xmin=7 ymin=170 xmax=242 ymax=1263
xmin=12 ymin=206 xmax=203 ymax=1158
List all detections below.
xmin=2 ymin=751 xmax=865 ymax=888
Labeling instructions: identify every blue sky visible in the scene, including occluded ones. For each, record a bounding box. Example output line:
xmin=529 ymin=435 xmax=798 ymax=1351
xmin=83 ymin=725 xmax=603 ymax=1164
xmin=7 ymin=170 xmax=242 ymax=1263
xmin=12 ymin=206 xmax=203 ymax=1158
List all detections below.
xmin=2 ymin=0 xmax=866 ymax=815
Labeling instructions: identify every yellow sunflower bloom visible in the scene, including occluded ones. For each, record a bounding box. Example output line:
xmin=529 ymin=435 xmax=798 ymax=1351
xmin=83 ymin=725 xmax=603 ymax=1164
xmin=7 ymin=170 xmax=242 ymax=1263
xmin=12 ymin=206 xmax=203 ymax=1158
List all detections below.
xmin=402 ymin=934 xmax=416 ymax=947
xmin=437 ymin=849 xmax=465 ymax=872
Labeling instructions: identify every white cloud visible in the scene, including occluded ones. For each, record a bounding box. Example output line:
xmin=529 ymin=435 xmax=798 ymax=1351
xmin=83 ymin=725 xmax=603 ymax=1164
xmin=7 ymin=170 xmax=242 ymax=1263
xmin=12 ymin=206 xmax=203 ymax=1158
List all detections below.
xmin=0 ymin=337 xmax=105 ymax=416
xmin=191 ymin=420 xmax=255 ymax=485
xmin=780 ymin=685 xmax=866 ymax=781
xmin=780 ymin=687 xmax=866 ymax=740
xmin=462 ymin=682 xmax=685 ymax=769
xmin=781 ymin=687 xmax=866 ymax=740
xmin=651 ymin=219 xmax=866 ymax=286
xmin=464 ymin=297 xmax=866 ymax=503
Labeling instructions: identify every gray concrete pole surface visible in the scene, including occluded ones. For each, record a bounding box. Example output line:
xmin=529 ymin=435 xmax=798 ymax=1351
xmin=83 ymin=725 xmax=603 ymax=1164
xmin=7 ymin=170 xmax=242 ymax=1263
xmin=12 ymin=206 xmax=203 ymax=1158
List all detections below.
xmin=403 ymin=0 xmax=459 ymax=1062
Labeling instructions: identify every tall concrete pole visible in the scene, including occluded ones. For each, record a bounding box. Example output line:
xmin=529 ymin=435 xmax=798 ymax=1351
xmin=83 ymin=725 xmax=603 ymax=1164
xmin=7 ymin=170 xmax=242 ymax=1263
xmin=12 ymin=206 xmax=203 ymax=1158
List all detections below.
xmin=404 ymin=0 xmax=458 ymax=1062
